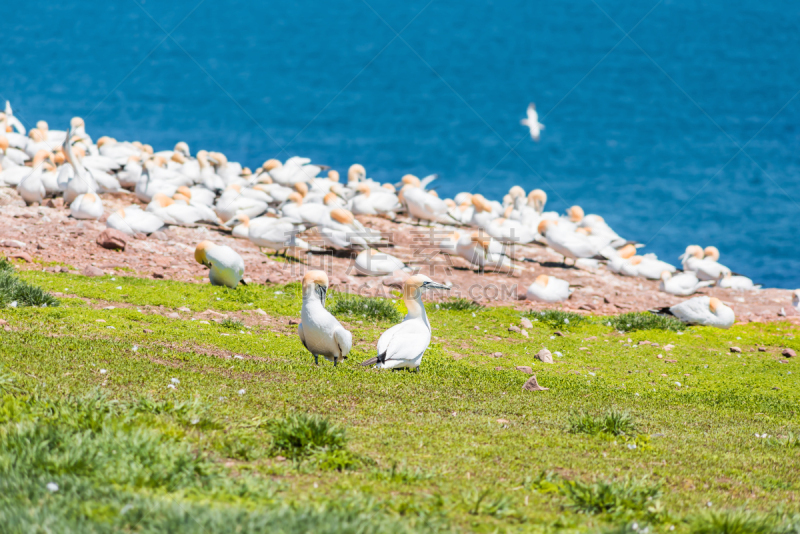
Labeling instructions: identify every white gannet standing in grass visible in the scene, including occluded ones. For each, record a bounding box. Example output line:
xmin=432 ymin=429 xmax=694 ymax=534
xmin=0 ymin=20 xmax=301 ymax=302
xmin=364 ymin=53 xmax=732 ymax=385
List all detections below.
xmin=657 ymin=296 xmax=735 ymax=329
xmin=194 ymin=241 xmax=245 ymax=289
xmin=69 ymin=192 xmax=104 ymax=220
xmin=526 ymin=274 xmax=572 ymax=302
xmin=520 ymin=103 xmax=545 ymax=142
xmin=298 ymin=270 xmax=352 ymax=366
xmin=354 ymin=249 xmax=406 ymax=276
xmin=659 ymin=271 xmax=713 ymax=296
xmin=717 ymin=272 xmax=758 ymax=290
xmin=361 ymin=274 xmax=449 ymax=371
xmin=793 ymin=290 xmax=800 ymax=313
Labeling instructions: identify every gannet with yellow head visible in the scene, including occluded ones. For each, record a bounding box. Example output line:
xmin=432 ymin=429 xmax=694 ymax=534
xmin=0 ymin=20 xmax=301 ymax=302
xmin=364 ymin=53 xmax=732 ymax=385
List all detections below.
xmin=299 ymin=270 xmax=352 ymax=366
xmin=194 ymin=240 xmax=245 ymax=288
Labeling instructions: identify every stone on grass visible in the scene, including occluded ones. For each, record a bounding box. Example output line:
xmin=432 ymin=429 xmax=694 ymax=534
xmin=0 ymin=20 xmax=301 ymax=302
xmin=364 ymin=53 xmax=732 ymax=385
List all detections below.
xmin=783 ymin=348 xmax=796 ymax=358
xmin=520 ymin=317 xmax=533 ymax=330
xmin=730 ymin=346 xmax=742 ymax=353
xmin=522 ymin=374 xmax=549 ymax=392
xmin=492 ymin=352 xmax=503 ymax=358
xmin=515 ymin=366 xmax=533 ymax=375
xmin=508 ymin=325 xmax=521 ymax=333
xmin=536 ymin=348 xmax=553 ymax=364
xmin=0 ymin=239 xmax=25 ymax=248
xmin=9 ymin=252 xmax=32 ymax=262
xmin=96 ymin=228 xmax=127 ymax=251
xmin=82 ymin=265 xmax=105 ymax=277
xmin=166 ymin=312 xmax=181 ymax=319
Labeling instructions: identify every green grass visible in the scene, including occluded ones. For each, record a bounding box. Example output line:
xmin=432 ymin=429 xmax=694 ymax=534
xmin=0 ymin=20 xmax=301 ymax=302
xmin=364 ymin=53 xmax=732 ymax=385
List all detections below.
xmin=0 ymin=256 xmax=60 ymax=308
xmin=524 ymin=308 xmax=590 ymax=329
xmin=569 ymin=409 xmax=638 ymax=437
xmin=690 ymin=510 xmax=777 ymax=534
xmin=435 ymin=298 xmax=483 ymax=312
xmin=609 ymin=311 xmax=686 ymax=333
xmin=328 ymin=292 xmax=403 ymax=322
xmin=1 ymin=270 xmax=800 ymax=532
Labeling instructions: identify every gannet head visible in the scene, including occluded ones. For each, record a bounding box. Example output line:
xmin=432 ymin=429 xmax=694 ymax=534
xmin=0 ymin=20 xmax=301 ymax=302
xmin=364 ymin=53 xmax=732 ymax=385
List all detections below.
xmin=328 ymin=170 xmax=340 ymax=182
xmin=241 ymin=167 xmax=252 ymax=177
xmin=153 ymin=155 xmax=168 ymax=168
xmin=52 ymin=150 xmax=65 ymax=165
xmin=174 ymin=141 xmax=190 ymax=157
xmin=176 ymin=186 xmax=192 ymax=199
xmin=131 ymin=141 xmax=143 ymax=149
xmin=142 ymin=144 xmax=154 ymax=155
xmin=330 ymin=208 xmax=355 ymax=225
xmin=537 ymin=219 xmax=556 ymax=236
xmin=223 ymin=213 xmax=250 ymax=228
xmin=509 ymin=185 xmax=525 ymax=199
xmin=401 ymin=174 xmax=421 ymax=188
xmin=35 ymin=120 xmax=48 ymax=133
xmin=708 ymin=297 xmax=721 ymax=314
xmin=534 ymin=274 xmax=550 ymax=288
xmin=294 ymin=182 xmax=309 ymax=197
xmin=323 ymin=192 xmax=340 ymax=206
xmin=428 ymin=190 xmax=439 ymax=198
xmin=355 ymin=183 xmax=371 ymax=197
xmin=629 ymin=256 xmax=643 ymax=266
xmin=444 ymin=198 xmax=456 ymax=208
xmin=96 ymin=136 xmax=114 ymax=148
xmin=32 ymin=150 xmax=52 ymax=167
xmin=617 ymin=243 xmax=636 ymax=260
xmin=568 ymin=205 xmax=584 ymax=223
xmin=70 ymin=117 xmax=85 ymax=130
xmin=792 ymin=290 xmax=800 ymax=307
xmin=660 ymin=270 xmax=672 ymax=282
xmin=84 ymin=193 xmax=97 ymax=203
xmin=152 ymin=193 xmax=174 ymax=208
xmin=381 ymin=183 xmax=396 ymax=193
xmin=287 ymin=192 xmax=303 ymax=205
xmin=0 ymin=136 xmax=7 ymax=153
xmin=29 ymin=128 xmax=45 ymax=142
xmin=404 ymin=274 xmax=450 ymax=300
xmin=171 ymin=151 xmax=187 ymax=164
xmin=528 ymin=189 xmax=547 ymax=213
xmin=575 ymin=227 xmax=590 ymax=236
xmin=703 ymin=246 xmax=720 ymax=262
xmin=208 ymin=151 xmax=227 ymax=166
xmin=348 ymin=164 xmax=366 ymax=183
xmin=470 ymin=232 xmax=492 ymax=250
xmin=194 ymin=240 xmax=216 ymax=267
xmin=302 ymin=270 xmax=329 ymax=303
xmin=263 ymin=158 xmax=282 ymax=171
xmin=682 ymin=245 xmax=703 ymax=260
xmin=471 ymin=194 xmax=492 ymax=213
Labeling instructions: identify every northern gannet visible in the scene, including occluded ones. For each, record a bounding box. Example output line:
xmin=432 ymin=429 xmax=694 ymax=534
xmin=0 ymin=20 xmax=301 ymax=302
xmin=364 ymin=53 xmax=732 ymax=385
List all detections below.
xmin=526 ymin=274 xmax=572 ymax=302
xmin=106 ymin=206 xmax=165 ymax=236
xmin=659 ymin=271 xmax=713 ymax=296
xmin=354 ymin=249 xmax=406 ymax=276
xmin=793 ymin=290 xmax=800 ymax=313
xmin=361 ymin=274 xmax=449 ymax=371
xmin=717 ymin=272 xmax=758 ymax=290
xmin=298 ymin=270 xmax=352 ymax=366
xmin=194 ymin=241 xmax=245 ymax=288
xmin=520 ymin=103 xmax=545 ymax=142
xmin=657 ymin=296 xmax=735 ymax=329
xmin=69 ymin=192 xmax=104 ymax=220
xmin=402 ymin=185 xmax=449 ymax=223
xmin=16 ymin=150 xmax=52 ymax=204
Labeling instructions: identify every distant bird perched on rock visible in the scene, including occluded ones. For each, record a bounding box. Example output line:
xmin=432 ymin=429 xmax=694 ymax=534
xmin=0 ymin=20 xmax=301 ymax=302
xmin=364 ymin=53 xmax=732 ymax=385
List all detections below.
xmin=298 ymin=270 xmax=352 ymax=366
xmin=654 ymin=296 xmax=735 ymax=329
xmin=793 ymin=290 xmax=800 ymax=313
xmin=69 ymin=192 xmax=104 ymax=220
xmin=659 ymin=271 xmax=713 ymax=296
xmin=717 ymin=272 xmax=758 ymax=290
xmin=194 ymin=241 xmax=245 ymax=288
xmin=520 ymin=103 xmax=545 ymax=142
xmin=361 ymin=274 xmax=449 ymax=371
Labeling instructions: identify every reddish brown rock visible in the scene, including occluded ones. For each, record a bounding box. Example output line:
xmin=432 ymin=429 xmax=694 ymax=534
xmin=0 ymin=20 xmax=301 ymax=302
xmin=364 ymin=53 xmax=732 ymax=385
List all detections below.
xmin=522 ymin=374 xmax=549 ymax=392
xmin=536 ymin=349 xmax=554 ymax=364
xmin=515 ymin=365 xmax=533 ymax=375
xmin=44 ymin=198 xmax=64 ymax=209
xmin=96 ymin=229 xmax=128 ymax=251
xmin=82 ymin=266 xmax=105 ymax=277
xmin=0 ymin=239 xmax=25 ymax=249
xmin=730 ymin=346 xmax=742 ymax=353
xmin=783 ymin=348 xmax=796 ymax=358
xmin=9 ymin=252 xmax=32 ymax=263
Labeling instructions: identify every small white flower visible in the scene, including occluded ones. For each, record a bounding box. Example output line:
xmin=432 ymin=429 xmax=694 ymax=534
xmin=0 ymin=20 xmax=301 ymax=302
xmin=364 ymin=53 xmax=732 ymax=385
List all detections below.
xmin=274 ymin=291 xmax=283 ymax=295
xmin=675 ymin=382 xmax=681 ymax=387
xmin=707 ymin=501 xmax=712 ymax=507
xmin=554 ymin=351 xmax=563 ymax=357
xmin=191 ymin=418 xmax=200 ymax=425
xmin=111 ymin=278 xmax=116 ymax=281
xmin=635 ymin=393 xmax=640 ymax=396
xmin=471 ymin=312 xmax=476 ymax=317
xmin=132 ymin=345 xmax=138 ymax=352
xmin=234 ymin=355 xmax=244 ymax=360
xmin=46 ymin=482 xmax=59 ymax=492
xmin=550 ymin=336 xmax=555 ymax=340
xmin=9 ymin=301 xmax=18 ymax=308
xmin=627 ymin=444 xmax=637 ymax=450
xmin=171 ymin=378 xmax=179 ymax=384
xmin=704 ymin=365 xmax=708 ymax=368
xmin=435 ymin=304 xmax=440 ymax=310
xmin=737 ymin=337 xmax=741 ymax=340
xmin=588 ymin=372 xmax=596 ymax=376
xmin=167 ymin=384 xmax=176 ymax=389
xmin=606 ymin=322 xmax=611 ymax=327
xmin=238 ymin=389 xmax=246 ymax=395
xmin=632 ymin=522 xmax=639 ymax=530
xmin=116 ymin=286 xmax=122 ymax=290
xmin=100 ymin=369 xmax=107 ymax=374
xmin=107 ymin=326 xmax=115 ymax=329
xmin=564 ymin=318 xmax=569 ymax=324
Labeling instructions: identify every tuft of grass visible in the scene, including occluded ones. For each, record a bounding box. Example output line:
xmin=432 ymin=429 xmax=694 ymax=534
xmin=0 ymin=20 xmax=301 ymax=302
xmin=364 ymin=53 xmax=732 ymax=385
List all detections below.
xmin=691 ymin=510 xmax=776 ymax=534
xmin=524 ymin=309 xmax=588 ymax=329
xmin=569 ymin=409 xmax=638 ymax=436
xmin=561 ymin=477 xmax=662 ymax=517
xmin=219 ymin=317 xmax=245 ymax=329
xmin=435 ymin=298 xmax=482 ymax=312
xmin=329 ymin=293 xmax=402 ymax=323
xmin=0 ymin=258 xmax=60 ymax=308
xmin=609 ymin=312 xmax=685 ymax=332
xmin=268 ymin=413 xmax=348 ymax=460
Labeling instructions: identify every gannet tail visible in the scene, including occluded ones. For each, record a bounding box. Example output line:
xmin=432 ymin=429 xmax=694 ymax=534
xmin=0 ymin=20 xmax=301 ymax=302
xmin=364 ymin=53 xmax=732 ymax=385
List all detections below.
xmin=360 ymin=356 xmax=379 ymax=366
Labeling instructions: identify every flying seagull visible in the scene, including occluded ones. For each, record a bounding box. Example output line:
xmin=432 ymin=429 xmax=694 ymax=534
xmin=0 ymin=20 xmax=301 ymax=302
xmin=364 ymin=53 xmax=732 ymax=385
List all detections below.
xmin=520 ymin=103 xmax=545 ymax=142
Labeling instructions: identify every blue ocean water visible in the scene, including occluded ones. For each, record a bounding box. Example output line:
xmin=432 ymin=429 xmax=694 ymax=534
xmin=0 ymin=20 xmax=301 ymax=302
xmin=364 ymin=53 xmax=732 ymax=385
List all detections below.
xmin=2 ymin=1 xmax=798 ymax=287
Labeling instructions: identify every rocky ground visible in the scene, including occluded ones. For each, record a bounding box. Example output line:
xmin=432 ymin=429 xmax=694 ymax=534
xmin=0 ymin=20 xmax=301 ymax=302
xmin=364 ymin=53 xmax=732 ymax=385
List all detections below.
xmin=1 ymin=187 xmax=796 ymax=323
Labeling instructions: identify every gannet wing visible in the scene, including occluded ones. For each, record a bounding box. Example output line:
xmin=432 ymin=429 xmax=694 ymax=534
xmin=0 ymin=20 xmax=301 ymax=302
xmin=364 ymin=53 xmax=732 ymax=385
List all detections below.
xmin=376 ymin=321 xmax=430 ymax=364
xmin=298 ymin=323 xmax=308 ymax=351
xmin=333 ymin=327 xmax=352 ymax=359
xmin=527 ymin=103 xmax=537 ymax=121
xmin=419 ymin=174 xmax=438 ymax=188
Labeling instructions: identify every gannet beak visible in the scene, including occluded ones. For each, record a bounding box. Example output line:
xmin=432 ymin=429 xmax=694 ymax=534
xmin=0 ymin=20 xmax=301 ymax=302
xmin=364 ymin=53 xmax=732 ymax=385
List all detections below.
xmin=423 ymin=281 xmax=450 ymax=291
xmin=316 ymin=284 xmax=328 ymax=303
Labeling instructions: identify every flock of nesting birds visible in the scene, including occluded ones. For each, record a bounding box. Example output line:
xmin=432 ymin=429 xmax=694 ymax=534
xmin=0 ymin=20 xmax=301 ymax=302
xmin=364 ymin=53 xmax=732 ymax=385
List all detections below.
xmin=1 ymin=102 xmax=798 ymax=369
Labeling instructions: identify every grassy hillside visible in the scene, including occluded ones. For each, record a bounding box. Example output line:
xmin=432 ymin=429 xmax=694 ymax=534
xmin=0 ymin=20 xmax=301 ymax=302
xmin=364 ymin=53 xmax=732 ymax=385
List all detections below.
xmin=1 ymin=266 xmax=799 ymax=533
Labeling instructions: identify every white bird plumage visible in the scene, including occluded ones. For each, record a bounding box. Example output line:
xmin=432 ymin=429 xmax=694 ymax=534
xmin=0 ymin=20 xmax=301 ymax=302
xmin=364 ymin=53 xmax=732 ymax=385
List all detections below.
xmin=298 ymin=270 xmax=352 ymax=366
xmin=520 ymin=103 xmax=545 ymax=142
